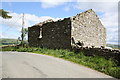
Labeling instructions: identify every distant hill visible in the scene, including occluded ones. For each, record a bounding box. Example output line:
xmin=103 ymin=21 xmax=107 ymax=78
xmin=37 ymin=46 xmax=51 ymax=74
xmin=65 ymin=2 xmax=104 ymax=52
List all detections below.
xmin=0 ymin=38 xmax=18 ymax=46
xmin=106 ymin=44 xmax=120 ymax=49
xmin=0 ymin=38 xmax=28 ymax=47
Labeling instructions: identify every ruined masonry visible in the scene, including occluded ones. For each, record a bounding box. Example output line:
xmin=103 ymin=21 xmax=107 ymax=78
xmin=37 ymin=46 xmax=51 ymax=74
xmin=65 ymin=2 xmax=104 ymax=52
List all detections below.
xmin=28 ymin=9 xmax=106 ymax=49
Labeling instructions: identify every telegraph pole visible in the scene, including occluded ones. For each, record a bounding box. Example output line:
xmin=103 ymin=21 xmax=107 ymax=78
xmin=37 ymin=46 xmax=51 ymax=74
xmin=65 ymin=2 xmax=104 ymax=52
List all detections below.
xmin=21 ymin=13 xmax=24 ymax=47
xmin=22 ymin=13 xmax=24 ymax=28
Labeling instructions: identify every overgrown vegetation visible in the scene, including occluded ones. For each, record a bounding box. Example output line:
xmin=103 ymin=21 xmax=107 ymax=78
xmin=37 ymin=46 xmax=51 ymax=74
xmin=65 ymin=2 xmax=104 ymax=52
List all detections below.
xmin=1 ymin=46 xmax=120 ymax=79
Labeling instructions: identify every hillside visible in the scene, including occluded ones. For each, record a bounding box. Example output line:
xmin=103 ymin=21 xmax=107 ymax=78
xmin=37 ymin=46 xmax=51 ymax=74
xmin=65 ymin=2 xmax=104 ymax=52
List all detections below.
xmin=0 ymin=38 xmax=18 ymax=46
xmin=106 ymin=44 xmax=120 ymax=49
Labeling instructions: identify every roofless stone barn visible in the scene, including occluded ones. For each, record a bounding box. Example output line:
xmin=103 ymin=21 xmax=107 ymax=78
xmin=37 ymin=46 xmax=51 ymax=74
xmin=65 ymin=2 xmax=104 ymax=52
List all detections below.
xmin=28 ymin=9 xmax=106 ymax=49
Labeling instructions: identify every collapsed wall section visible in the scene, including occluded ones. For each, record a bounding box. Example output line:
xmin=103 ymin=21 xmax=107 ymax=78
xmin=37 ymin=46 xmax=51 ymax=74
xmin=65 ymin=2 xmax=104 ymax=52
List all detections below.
xmin=71 ymin=9 xmax=106 ymax=47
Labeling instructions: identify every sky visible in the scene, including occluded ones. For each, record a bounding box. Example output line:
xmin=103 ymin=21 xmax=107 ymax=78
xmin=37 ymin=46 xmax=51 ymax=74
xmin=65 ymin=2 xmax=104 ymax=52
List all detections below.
xmin=0 ymin=0 xmax=119 ymax=45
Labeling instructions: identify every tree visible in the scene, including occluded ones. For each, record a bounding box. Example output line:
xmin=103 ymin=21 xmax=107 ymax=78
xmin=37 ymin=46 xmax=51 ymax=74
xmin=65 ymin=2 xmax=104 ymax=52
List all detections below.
xmin=0 ymin=9 xmax=12 ymax=19
xmin=21 ymin=27 xmax=28 ymax=47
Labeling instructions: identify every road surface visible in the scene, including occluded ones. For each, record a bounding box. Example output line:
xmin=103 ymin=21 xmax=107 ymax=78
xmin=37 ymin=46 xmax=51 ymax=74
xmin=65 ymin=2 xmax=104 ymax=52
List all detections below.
xmin=1 ymin=52 xmax=113 ymax=78
xmin=0 ymin=52 xmax=2 ymax=79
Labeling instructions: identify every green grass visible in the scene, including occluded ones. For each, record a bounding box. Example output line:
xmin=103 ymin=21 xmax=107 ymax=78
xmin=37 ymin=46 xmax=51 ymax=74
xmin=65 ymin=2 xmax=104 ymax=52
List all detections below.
xmin=1 ymin=47 xmax=120 ymax=79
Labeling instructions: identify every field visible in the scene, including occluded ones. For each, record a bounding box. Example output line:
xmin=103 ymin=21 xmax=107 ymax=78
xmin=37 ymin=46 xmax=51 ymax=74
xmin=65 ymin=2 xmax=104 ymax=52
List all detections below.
xmin=107 ymin=44 xmax=120 ymax=49
xmin=0 ymin=38 xmax=18 ymax=46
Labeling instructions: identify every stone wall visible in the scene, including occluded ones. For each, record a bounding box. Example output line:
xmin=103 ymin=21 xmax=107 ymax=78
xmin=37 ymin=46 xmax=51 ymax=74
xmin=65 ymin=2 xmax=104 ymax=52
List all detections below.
xmin=72 ymin=46 xmax=120 ymax=65
xmin=28 ymin=26 xmax=40 ymax=47
xmin=28 ymin=18 xmax=71 ymax=49
xmin=71 ymin=9 xmax=106 ymax=47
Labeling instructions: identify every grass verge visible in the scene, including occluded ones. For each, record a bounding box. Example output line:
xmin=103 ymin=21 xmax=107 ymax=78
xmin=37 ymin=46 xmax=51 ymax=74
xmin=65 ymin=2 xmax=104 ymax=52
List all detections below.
xmin=1 ymin=47 xmax=120 ymax=79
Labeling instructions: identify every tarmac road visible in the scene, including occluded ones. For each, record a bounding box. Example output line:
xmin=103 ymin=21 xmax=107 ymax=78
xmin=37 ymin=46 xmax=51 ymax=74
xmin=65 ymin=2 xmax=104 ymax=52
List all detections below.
xmin=0 ymin=52 xmax=2 ymax=79
xmin=1 ymin=52 xmax=113 ymax=78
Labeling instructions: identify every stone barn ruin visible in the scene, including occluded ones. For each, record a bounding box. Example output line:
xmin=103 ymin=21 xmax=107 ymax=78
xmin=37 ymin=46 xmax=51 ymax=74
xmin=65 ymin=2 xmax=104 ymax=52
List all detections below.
xmin=28 ymin=9 xmax=106 ymax=49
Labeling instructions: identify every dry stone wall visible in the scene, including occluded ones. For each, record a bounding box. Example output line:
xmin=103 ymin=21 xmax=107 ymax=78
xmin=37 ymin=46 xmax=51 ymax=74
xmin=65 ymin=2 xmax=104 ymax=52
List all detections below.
xmin=28 ymin=26 xmax=40 ymax=47
xmin=28 ymin=18 xmax=71 ymax=49
xmin=72 ymin=46 xmax=120 ymax=65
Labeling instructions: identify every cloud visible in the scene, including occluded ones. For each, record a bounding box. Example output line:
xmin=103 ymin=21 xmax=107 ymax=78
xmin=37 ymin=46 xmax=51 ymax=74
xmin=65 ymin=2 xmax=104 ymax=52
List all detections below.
xmin=64 ymin=6 xmax=70 ymax=12
xmin=0 ymin=12 xmax=60 ymax=39
xmin=40 ymin=0 xmax=72 ymax=8
xmin=0 ymin=13 xmax=24 ymax=32
xmin=0 ymin=34 xmax=5 ymax=38
xmin=76 ymin=0 xmax=119 ymax=2
xmin=0 ymin=32 xmax=21 ymax=39
xmin=1 ymin=0 xmax=119 ymax=2
xmin=24 ymin=14 xmax=60 ymax=26
xmin=0 ymin=33 xmax=11 ymax=39
xmin=99 ymin=4 xmax=118 ymax=44
xmin=40 ymin=0 xmax=119 ymax=9
xmin=74 ymin=2 xmax=118 ymax=13
xmin=63 ymin=2 xmax=74 ymax=12
xmin=0 ymin=12 xmax=59 ymax=31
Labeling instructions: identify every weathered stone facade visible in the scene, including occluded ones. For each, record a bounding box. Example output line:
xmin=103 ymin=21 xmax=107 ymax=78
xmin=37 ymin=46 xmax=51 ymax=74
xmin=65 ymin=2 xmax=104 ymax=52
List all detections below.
xmin=28 ymin=18 xmax=71 ymax=49
xmin=28 ymin=9 xmax=106 ymax=49
xmin=71 ymin=9 xmax=106 ymax=47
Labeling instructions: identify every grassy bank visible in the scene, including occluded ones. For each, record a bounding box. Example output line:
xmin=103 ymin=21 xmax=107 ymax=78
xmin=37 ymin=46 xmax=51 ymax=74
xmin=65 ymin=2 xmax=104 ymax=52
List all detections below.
xmin=1 ymin=47 xmax=120 ymax=79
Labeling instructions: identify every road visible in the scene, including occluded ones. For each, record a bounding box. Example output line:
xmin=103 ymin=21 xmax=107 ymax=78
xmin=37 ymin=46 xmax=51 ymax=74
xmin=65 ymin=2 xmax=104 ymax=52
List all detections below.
xmin=1 ymin=52 xmax=113 ymax=78
xmin=0 ymin=52 xmax=2 ymax=79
